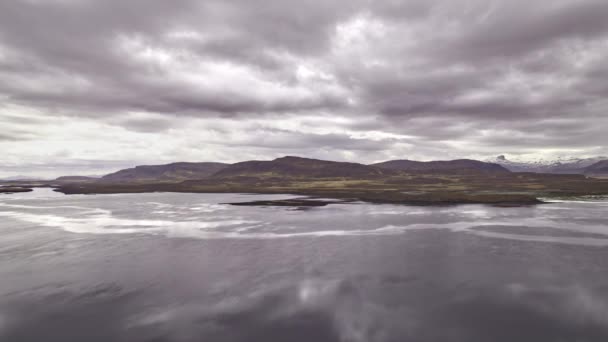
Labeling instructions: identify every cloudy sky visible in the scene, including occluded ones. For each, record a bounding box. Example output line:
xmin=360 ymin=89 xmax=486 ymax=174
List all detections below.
xmin=1 ymin=0 xmax=608 ymax=177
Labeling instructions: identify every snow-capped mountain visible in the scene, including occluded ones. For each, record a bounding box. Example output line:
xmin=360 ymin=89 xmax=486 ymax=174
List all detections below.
xmin=488 ymin=155 xmax=608 ymax=174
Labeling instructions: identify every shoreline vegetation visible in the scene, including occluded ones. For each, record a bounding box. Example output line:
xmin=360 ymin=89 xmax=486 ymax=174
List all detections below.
xmin=50 ymin=174 xmax=608 ymax=207
xmin=0 ymin=186 xmax=34 ymax=194
xmin=55 ymin=183 xmax=548 ymax=206
xmin=4 ymin=156 xmax=608 ymax=206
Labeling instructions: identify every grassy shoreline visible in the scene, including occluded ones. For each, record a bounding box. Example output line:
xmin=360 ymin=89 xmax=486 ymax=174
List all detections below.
xmin=53 ymin=182 xmax=545 ymax=206
xmin=50 ymin=171 xmax=608 ymax=206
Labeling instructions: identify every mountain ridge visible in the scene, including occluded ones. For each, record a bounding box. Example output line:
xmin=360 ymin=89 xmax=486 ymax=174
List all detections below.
xmin=211 ymin=156 xmax=394 ymax=179
xmin=101 ymin=162 xmax=229 ymax=183
xmin=372 ymin=159 xmax=509 ymax=173
xmin=490 ymin=155 xmax=607 ymax=174
xmin=59 ymin=155 xmax=608 ymax=185
xmin=51 ymin=155 xmax=608 ymax=206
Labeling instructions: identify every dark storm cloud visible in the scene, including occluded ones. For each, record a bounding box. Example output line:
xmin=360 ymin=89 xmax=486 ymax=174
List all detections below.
xmin=0 ymin=0 xmax=607 ymax=162
xmin=0 ymin=0 xmax=356 ymax=116
xmin=449 ymin=0 xmax=608 ymax=61
xmin=335 ymin=1 xmax=608 ymax=128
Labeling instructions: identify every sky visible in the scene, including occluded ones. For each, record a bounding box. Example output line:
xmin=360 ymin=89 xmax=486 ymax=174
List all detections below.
xmin=1 ymin=0 xmax=608 ymax=178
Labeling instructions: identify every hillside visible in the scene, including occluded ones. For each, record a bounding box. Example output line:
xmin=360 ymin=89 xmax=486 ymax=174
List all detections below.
xmin=584 ymin=160 xmax=608 ymax=176
xmin=372 ymin=159 xmax=509 ymax=173
xmin=54 ymin=156 xmax=608 ymax=205
xmin=101 ymin=162 xmax=229 ymax=183
xmin=212 ymin=156 xmax=393 ymax=179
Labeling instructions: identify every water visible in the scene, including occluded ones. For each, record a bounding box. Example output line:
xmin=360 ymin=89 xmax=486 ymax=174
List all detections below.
xmin=1 ymin=188 xmax=608 ymax=341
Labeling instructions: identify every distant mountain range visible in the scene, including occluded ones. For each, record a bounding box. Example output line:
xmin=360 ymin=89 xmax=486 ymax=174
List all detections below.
xmin=4 ymin=155 xmax=600 ymax=186
xmin=44 ymin=155 xmax=608 ymax=205
xmin=100 ymin=162 xmax=229 ymax=183
xmin=5 ymin=155 xmax=608 ymax=206
xmin=5 ymin=155 xmax=606 ymax=185
xmin=212 ymin=156 xmax=394 ymax=179
xmin=372 ymin=159 xmax=509 ymax=173
xmin=61 ymin=156 xmax=510 ymax=184
xmin=490 ymin=155 xmax=608 ymax=175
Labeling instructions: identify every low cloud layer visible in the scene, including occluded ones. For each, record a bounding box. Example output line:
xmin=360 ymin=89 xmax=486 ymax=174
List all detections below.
xmin=1 ymin=0 xmax=607 ymax=177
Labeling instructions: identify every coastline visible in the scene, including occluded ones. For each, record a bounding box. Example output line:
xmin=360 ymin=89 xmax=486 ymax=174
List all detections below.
xmin=53 ymin=183 xmax=544 ymax=206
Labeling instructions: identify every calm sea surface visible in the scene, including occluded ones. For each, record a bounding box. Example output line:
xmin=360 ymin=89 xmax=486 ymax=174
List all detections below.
xmin=1 ymin=188 xmax=608 ymax=342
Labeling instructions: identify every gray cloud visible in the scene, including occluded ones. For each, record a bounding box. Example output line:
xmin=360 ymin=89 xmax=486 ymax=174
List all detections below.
xmin=0 ymin=0 xmax=607 ymax=176
xmin=217 ymin=128 xmax=402 ymax=151
xmin=451 ymin=0 xmax=608 ymax=60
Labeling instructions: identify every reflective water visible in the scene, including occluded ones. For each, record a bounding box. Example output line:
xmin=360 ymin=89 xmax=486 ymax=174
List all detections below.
xmin=1 ymin=189 xmax=607 ymax=341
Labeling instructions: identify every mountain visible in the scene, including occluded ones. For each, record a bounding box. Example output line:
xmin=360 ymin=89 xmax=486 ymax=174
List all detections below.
xmin=212 ymin=156 xmax=393 ymax=179
xmin=584 ymin=160 xmax=608 ymax=176
xmin=372 ymin=159 xmax=510 ymax=173
xmin=491 ymin=155 xmax=607 ymax=174
xmin=101 ymin=162 xmax=229 ymax=183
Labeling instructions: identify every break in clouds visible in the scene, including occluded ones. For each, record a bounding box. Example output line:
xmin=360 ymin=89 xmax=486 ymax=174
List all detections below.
xmin=1 ymin=0 xmax=608 ymax=177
